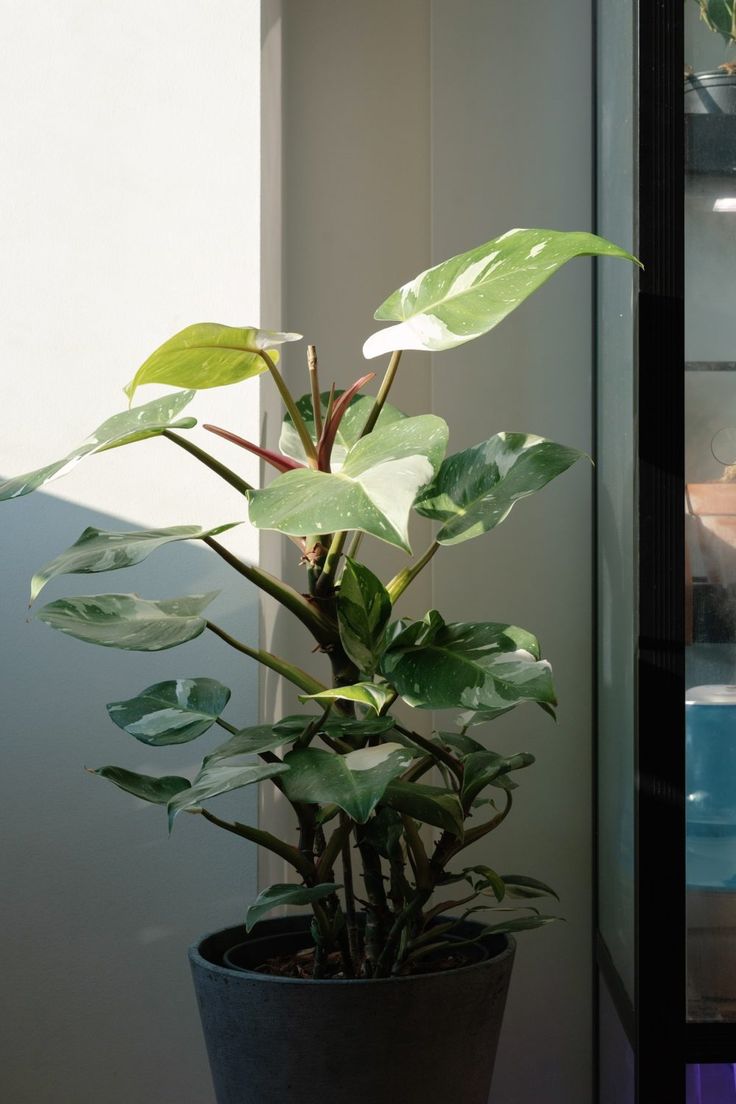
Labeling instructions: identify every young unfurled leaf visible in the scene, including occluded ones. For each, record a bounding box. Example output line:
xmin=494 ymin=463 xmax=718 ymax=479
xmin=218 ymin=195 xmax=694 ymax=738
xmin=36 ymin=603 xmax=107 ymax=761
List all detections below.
xmin=88 ymin=766 xmax=190 ymax=805
xmin=106 ymin=678 xmax=231 ymax=746
xmin=299 ymin=682 xmax=396 ymax=716
xmin=414 ymin=432 xmax=585 ymax=546
xmin=30 ymin=523 xmax=238 ymax=604
xmin=281 ymin=744 xmax=413 ymax=823
xmin=279 ymin=390 xmax=406 ymax=468
xmin=363 ymin=228 xmax=639 ymax=358
xmin=36 ymin=592 xmax=218 ymax=651
xmin=245 ymin=882 xmax=340 ymax=933
xmin=380 ymin=613 xmax=556 ymax=715
xmin=248 ymin=415 xmax=448 ymax=552
xmin=124 ymin=324 xmax=302 ymax=402
xmin=167 ymin=761 xmax=289 ymax=830
xmin=337 ymin=558 xmax=392 ymax=674
xmin=0 ymin=391 xmax=196 ymax=502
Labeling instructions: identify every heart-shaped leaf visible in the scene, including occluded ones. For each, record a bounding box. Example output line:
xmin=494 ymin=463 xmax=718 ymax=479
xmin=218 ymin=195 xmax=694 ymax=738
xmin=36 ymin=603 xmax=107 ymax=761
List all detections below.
xmin=30 ymin=523 xmax=238 ymax=603
xmin=245 ymin=882 xmax=340 ymax=933
xmin=279 ymin=390 xmax=406 ymax=468
xmin=280 ymin=744 xmax=413 ymax=823
xmin=106 ymin=678 xmax=231 ymax=746
xmin=383 ymin=779 xmax=464 ymax=836
xmin=36 ymin=592 xmax=218 ymax=651
xmin=88 ymin=765 xmax=190 ymax=804
xmin=363 ymin=228 xmax=639 ymax=358
xmin=414 ymin=432 xmax=585 ymax=546
xmin=380 ymin=611 xmax=556 ymax=714
xmin=0 ymin=391 xmax=196 ymax=502
xmin=299 ymin=682 xmax=396 ymax=716
xmin=337 ymin=558 xmax=392 ymax=674
xmin=167 ymin=761 xmax=289 ymax=829
xmin=124 ymin=324 xmax=302 ymax=402
xmin=248 ymin=415 xmax=448 ymax=551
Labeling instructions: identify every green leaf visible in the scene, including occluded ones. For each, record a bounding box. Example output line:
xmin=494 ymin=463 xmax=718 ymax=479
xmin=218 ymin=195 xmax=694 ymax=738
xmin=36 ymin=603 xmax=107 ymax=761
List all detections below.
xmin=462 ymin=750 xmax=535 ymax=805
xmin=414 ymin=432 xmax=585 ymax=546
xmin=124 ymin=324 xmax=302 ymax=402
xmin=245 ymin=882 xmax=340 ymax=933
xmin=697 ymin=0 xmax=736 ymax=43
xmin=501 ymin=874 xmax=559 ymax=901
xmin=273 ymin=712 xmax=396 ymax=747
xmin=281 ymin=744 xmax=413 ymax=823
xmin=106 ymin=678 xmax=231 ymax=746
xmin=30 ymin=523 xmax=238 ymax=604
xmin=364 ymin=228 xmax=639 ymax=358
xmin=299 ymin=682 xmax=396 ymax=716
xmin=383 ymin=779 xmax=465 ymax=836
xmin=203 ymin=724 xmax=294 ymax=765
xmin=337 ymin=558 xmax=392 ymax=674
xmin=0 ymin=391 xmax=196 ymax=502
xmin=279 ymin=390 xmax=405 ymax=467
xmin=437 ymin=730 xmax=486 ymax=756
xmin=462 ymin=865 xmax=506 ymax=902
xmin=36 ymin=592 xmax=218 ymax=651
xmin=88 ymin=765 xmax=190 ymax=804
xmin=167 ymin=761 xmax=289 ymax=829
xmin=248 ymin=415 xmax=448 ymax=552
xmin=380 ymin=611 xmax=556 ymax=714
xmin=473 ymin=914 xmax=560 ymax=936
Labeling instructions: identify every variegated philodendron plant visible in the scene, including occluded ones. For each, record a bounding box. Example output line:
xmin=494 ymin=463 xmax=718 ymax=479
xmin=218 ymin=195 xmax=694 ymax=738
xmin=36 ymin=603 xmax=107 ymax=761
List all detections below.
xmin=1 ymin=229 xmax=638 ymax=978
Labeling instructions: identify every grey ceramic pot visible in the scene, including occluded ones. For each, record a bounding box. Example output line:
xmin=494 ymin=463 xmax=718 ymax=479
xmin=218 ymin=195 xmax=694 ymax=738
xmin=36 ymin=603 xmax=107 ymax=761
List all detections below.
xmin=189 ymin=915 xmax=516 ymax=1104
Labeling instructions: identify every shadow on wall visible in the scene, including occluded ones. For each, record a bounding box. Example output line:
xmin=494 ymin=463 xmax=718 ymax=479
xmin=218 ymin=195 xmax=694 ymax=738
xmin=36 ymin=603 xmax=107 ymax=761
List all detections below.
xmin=1 ymin=491 xmax=260 ymax=1104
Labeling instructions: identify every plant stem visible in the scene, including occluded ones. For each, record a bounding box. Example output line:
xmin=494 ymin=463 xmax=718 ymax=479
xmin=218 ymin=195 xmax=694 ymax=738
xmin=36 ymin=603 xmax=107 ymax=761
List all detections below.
xmin=374 ymin=888 xmax=431 ymax=978
xmin=204 ymin=536 xmax=338 ymax=646
xmin=456 ymin=791 xmax=513 ymax=850
xmin=401 ymin=815 xmax=432 ymax=889
xmin=163 ymin=431 xmax=253 ymax=495
xmin=339 ymin=814 xmax=361 ymax=973
xmin=307 ymin=345 xmax=323 ymax=437
xmin=391 ymin=721 xmax=464 ymax=784
xmin=206 ymin=621 xmax=326 ymax=696
xmin=316 ymin=816 xmax=353 ymax=882
xmin=315 ymin=530 xmax=348 ymax=595
xmin=360 ymin=350 xmax=402 ymax=437
xmin=386 ymin=541 xmax=440 ymax=605
xmin=258 ymin=349 xmax=318 ymax=466
xmin=345 ymin=531 xmax=364 ymax=562
xmin=199 ymin=808 xmax=315 ymax=880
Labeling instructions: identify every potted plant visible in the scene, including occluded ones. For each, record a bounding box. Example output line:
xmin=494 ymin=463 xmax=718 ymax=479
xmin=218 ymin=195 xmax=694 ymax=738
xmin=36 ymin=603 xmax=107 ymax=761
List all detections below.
xmin=1 ymin=228 xmax=637 ymax=1104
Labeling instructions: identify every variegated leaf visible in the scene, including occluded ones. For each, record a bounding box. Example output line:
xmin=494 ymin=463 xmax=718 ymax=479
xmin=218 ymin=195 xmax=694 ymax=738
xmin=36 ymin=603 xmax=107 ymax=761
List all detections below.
xmin=36 ymin=592 xmax=218 ymax=651
xmin=279 ymin=389 xmax=405 ymax=468
xmin=363 ymin=228 xmax=638 ymax=358
xmin=167 ymin=761 xmax=289 ymax=829
xmin=299 ymin=682 xmax=396 ymax=715
xmin=106 ymin=678 xmax=231 ymax=745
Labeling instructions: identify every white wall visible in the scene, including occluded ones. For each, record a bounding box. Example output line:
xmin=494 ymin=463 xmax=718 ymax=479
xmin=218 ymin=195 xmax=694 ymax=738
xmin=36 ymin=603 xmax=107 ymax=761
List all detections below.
xmin=1 ymin=4 xmax=262 ymax=1101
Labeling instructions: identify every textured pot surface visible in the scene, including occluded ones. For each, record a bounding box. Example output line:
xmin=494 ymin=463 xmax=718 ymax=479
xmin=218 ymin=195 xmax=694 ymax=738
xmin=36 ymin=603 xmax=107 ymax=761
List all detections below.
xmin=189 ymin=915 xmax=516 ymax=1104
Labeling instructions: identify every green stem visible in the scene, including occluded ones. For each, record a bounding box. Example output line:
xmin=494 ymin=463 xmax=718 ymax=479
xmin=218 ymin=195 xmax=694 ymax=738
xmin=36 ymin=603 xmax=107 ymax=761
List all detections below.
xmin=316 ymin=817 xmax=353 ymax=882
xmin=374 ymin=888 xmax=431 ymax=978
xmin=386 ymin=541 xmax=440 ymax=605
xmin=315 ymin=530 xmax=348 ymax=595
xmin=199 ymin=808 xmax=315 ymax=881
xmin=258 ymin=349 xmax=318 ymax=466
xmin=401 ymin=815 xmax=432 ymax=890
xmin=204 ymin=536 xmax=338 ymax=645
xmin=360 ymin=350 xmax=402 ymax=437
xmin=307 ymin=345 xmax=323 ymax=438
xmin=391 ymin=721 xmax=463 ymax=784
xmin=206 ymin=621 xmax=326 ymax=696
xmin=163 ymin=431 xmax=253 ymax=495
xmin=340 ymin=814 xmax=361 ymax=973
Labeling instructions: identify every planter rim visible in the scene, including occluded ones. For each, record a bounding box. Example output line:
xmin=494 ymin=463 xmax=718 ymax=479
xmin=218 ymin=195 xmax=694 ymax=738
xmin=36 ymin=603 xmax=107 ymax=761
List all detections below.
xmin=189 ymin=919 xmax=515 ymax=988
xmin=686 ymin=70 xmax=736 ymax=87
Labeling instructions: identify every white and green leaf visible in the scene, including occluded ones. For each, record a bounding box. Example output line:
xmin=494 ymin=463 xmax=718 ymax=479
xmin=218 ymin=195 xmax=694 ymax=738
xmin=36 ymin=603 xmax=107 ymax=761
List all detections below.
xmin=36 ymin=592 xmax=218 ymax=651
xmin=299 ymin=682 xmax=396 ymax=716
xmin=245 ymin=882 xmax=340 ymax=933
xmin=0 ymin=390 xmax=196 ymax=502
xmin=167 ymin=761 xmax=289 ymax=829
xmin=414 ymin=432 xmax=585 ymax=545
xmin=279 ymin=390 xmax=405 ymax=468
xmin=248 ymin=415 xmax=448 ymax=551
xmin=337 ymin=558 xmax=392 ymax=674
xmin=30 ymin=523 xmax=238 ymax=604
xmin=203 ymin=723 xmax=297 ymax=765
xmin=106 ymin=678 xmax=231 ymax=746
xmin=124 ymin=324 xmax=302 ymax=402
xmin=280 ymin=744 xmax=413 ymax=823
xmin=364 ymin=228 xmax=639 ymax=358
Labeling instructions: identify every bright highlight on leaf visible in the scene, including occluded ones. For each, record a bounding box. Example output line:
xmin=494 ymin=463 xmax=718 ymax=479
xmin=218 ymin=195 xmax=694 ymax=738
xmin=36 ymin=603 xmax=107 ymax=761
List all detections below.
xmin=363 ymin=228 xmax=639 ymax=358
xmin=124 ymin=324 xmax=302 ymax=403
xmin=36 ymin=592 xmax=218 ymax=651
xmin=0 ymin=391 xmax=196 ymax=502
xmin=300 ymin=682 xmax=396 ymax=715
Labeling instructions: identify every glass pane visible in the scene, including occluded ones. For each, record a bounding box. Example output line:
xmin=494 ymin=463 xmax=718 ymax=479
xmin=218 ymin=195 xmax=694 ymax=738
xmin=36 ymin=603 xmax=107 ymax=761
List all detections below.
xmin=598 ymin=975 xmax=635 ymax=1104
xmin=688 ymin=1065 xmax=736 ymax=1103
xmin=685 ymin=2 xmax=736 ymax=1022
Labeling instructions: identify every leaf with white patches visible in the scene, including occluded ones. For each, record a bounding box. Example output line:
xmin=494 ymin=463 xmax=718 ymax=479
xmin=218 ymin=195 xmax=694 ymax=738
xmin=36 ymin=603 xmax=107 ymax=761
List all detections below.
xmin=36 ymin=592 xmax=218 ymax=651
xmin=380 ymin=612 xmax=556 ymax=714
xmin=414 ymin=432 xmax=585 ymax=545
xmin=280 ymin=744 xmax=413 ymax=823
xmin=248 ymin=415 xmax=448 ymax=551
xmin=0 ymin=391 xmax=196 ymax=502
xmin=106 ymin=678 xmax=231 ymax=746
xmin=299 ymin=682 xmax=396 ymax=715
xmin=124 ymin=324 xmax=302 ymax=403
xmin=30 ymin=523 xmax=239 ymax=603
xmin=363 ymin=228 xmax=639 ymax=358
xmin=167 ymin=761 xmax=289 ymax=830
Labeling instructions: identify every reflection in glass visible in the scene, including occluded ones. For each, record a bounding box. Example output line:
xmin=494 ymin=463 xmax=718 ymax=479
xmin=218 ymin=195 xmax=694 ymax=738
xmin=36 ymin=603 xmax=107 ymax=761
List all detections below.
xmin=687 ymin=1064 xmax=736 ymax=1103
